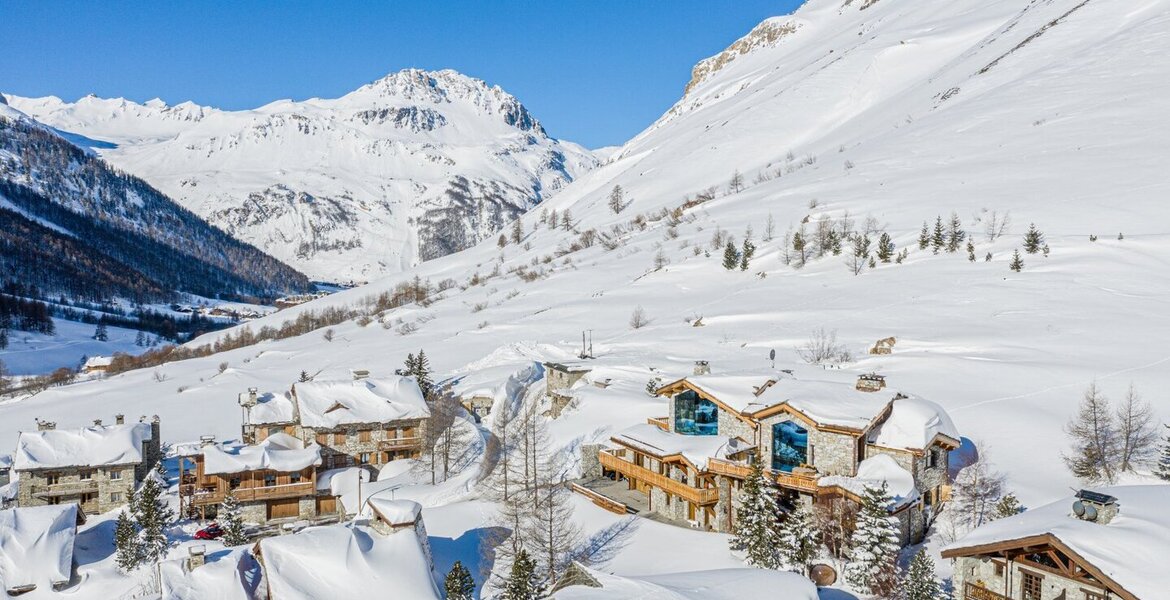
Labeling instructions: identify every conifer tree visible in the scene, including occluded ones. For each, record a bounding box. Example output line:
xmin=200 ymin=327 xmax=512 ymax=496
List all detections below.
xmin=511 ymin=219 xmax=524 ymax=244
xmin=876 ymin=232 xmax=894 ymax=263
xmin=498 ymin=234 xmax=508 ymax=248
xmin=1063 ymin=382 xmax=1118 ymax=483
xmin=901 ymin=548 xmax=943 ymax=600
xmin=992 ymin=493 xmax=1023 ymax=520
xmin=722 ymin=241 xmax=740 ymax=270
xmin=967 ymin=239 xmax=976 ymax=262
xmin=0 ymin=328 xmax=7 ymax=350
xmin=561 ymin=209 xmax=574 ymax=231
xmin=133 ymin=463 xmax=174 ymax=563
xmin=1156 ymin=424 xmax=1170 ymax=481
xmin=729 ymin=461 xmax=782 ymax=569
xmin=114 ymin=509 xmax=143 ymax=572
xmin=930 ymin=217 xmax=945 ymax=254
xmin=777 ymin=502 xmax=819 ymax=573
xmin=946 ymin=212 xmax=966 ymax=253
xmin=740 ymin=238 xmax=756 ymax=271
xmin=299 ymin=370 xmax=312 ymax=382
xmin=793 ymin=230 xmax=808 ymax=268
xmin=135 ymin=330 xmax=147 ymax=347
xmin=608 ymin=184 xmax=625 ymax=214
xmin=918 ymin=222 xmax=930 ymax=250
xmin=93 ymin=322 xmax=109 ymax=341
xmin=444 ymin=560 xmax=476 ymax=600
xmin=548 ymin=209 xmax=558 ymax=230
xmin=503 ymin=548 xmax=541 ymax=600
xmin=845 ymin=482 xmax=900 ymax=594
xmin=219 ymin=493 xmax=248 ymax=546
xmin=1023 ymin=223 xmax=1044 ymax=254
xmin=406 ymin=350 xmax=434 ymax=397
xmin=1009 ymin=250 xmax=1024 ymax=272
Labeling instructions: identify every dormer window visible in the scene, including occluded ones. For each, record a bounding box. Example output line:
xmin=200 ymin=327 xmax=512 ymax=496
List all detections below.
xmin=674 ymin=390 xmax=718 ymax=436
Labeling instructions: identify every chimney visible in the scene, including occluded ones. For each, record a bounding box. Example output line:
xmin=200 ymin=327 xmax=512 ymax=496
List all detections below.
xmin=351 ymin=369 xmax=370 ymax=381
xmin=186 ymin=545 xmax=206 ymax=571
xmin=855 ymin=373 xmax=886 ymax=393
xmin=93 ymin=419 xmax=103 ymax=427
xmin=199 ymin=435 xmax=217 ymax=447
xmin=1073 ymin=490 xmax=1119 ymax=524
xmin=693 ymin=361 xmax=711 ymax=376
xmin=36 ymin=419 xmax=56 ymax=431
xmin=115 ymin=414 xmax=125 ymax=425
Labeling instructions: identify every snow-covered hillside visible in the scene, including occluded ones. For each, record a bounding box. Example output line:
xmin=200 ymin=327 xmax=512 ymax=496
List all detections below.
xmin=3 ymin=0 xmax=1170 ymax=595
xmin=6 ymin=69 xmax=598 ymax=283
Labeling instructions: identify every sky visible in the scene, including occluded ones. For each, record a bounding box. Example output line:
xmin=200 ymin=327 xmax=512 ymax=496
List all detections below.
xmin=0 ymin=1 xmax=804 ymax=148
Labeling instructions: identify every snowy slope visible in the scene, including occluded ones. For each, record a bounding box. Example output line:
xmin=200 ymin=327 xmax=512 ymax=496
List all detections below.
xmin=6 ymin=70 xmax=597 ymax=283
xmin=2 ymin=0 xmax=1170 ymax=595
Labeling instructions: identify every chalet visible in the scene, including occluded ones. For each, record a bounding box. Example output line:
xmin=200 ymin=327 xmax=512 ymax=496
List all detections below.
xmin=253 ymin=498 xmax=439 ymax=600
xmin=942 ymin=486 xmax=1169 ymax=600
xmin=543 ymin=361 xmax=592 ymax=417
xmin=81 ymin=356 xmax=113 ymax=375
xmin=239 ymin=372 xmax=430 ymax=471
xmin=178 ymin=433 xmax=328 ymax=524
xmin=13 ymin=415 xmax=161 ymax=514
xmin=0 ymin=503 xmax=86 ymax=595
xmin=597 ymin=367 xmax=958 ymax=544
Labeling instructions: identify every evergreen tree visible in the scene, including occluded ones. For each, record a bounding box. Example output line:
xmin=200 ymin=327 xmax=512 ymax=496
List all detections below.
xmin=901 ymin=548 xmax=943 ymax=600
xmin=967 ymin=239 xmax=976 ymax=262
xmin=946 ymin=212 xmax=966 ymax=253
xmin=1157 ymin=424 xmax=1170 ymax=481
xmin=1063 ymin=382 xmax=1118 ymax=483
xmin=135 ymin=330 xmax=147 ymax=347
xmin=498 ymin=234 xmax=508 ymax=248
xmin=992 ymin=493 xmax=1023 ymax=520
xmin=511 ymin=219 xmax=524 ymax=244
xmin=729 ymin=461 xmax=782 ymax=569
xmin=792 ymin=231 xmax=808 ymax=268
xmin=0 ymin=328 xmax=7 ymax=350
xmin=114 ymin=509 xmax=143 ymax=573
xmin=503 ymin=548 xmax=540 ymax=600
xmin=930 ymin=216 xmax=945 ymax=254
xmin=1009 ymin=250 xmax=1024 ymax=272
xmin=561 ymin=209 xmax=574 ymax=231
xmin=219 ymin=493 xmax=248 ymax=546
xmin=404 ymin=352 xmax=417 ymax=377
xmin=133 ymin=463 xmax=174 ymax=563
xmin=299 ymin=370 xmax=312 ymax=382
xmin=444 ymin=560 xmax=476 ymax=600
xmin=918 ymin=221 xmax=930 ymax=250
xmin=608 ymin=184 xmax=625 ymax=214
xmin=777 ymin=502 xmax=819 ymax=573
xmin=740 ymin=238 xmax=756 ymax=271
xmin=845 ymin=482 xmax=900 ymax=594
xmin=93 ymin=322 xmax=109 ymax=341
xmin=414 ymin=349 xmax=434 ymax=397
xmin=876 ymin=232 xmax=894 ymax=263
xmin=722 ymin=241 xmax=740 ymax=270
xmin=1023 ymin=223 xmax=1044 ymax=254
xmin=548 ymin=209 xmax=558 ymax=230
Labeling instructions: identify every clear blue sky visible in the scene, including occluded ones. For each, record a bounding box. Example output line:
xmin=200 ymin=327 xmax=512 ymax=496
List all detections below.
xmin=0 ymin=1 xmax=804 ymax=148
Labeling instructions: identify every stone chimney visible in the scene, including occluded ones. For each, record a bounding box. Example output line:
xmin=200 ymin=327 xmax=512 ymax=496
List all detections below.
xmin=693 ymin=361 xmax=711 ymax=376
xmin=186 ymin=545 xmax=206 ymax=571
xmin=1073 ymin=490 xmax=1120 ymax=524
xmin=855 ymin=373 xmax=886 ymax=392
xmin=199 ymin=435 xmax=217 ymax=447
xmin=115 ymin=414 xmax=125 ymax=425
xmin=36 ymin=419 xmax=56 ymax=431
xmin=351 ymin=368 xmax=371 ymax=381
xmin=93 ymin=419 xmax=103 ymax=427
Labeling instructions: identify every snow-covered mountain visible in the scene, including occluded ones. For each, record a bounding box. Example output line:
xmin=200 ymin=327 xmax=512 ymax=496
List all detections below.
xmin=6 ymin=69 xmax=598 ymax=283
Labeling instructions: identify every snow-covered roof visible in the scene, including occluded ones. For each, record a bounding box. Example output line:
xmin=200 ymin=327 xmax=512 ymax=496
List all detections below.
xmin=292 ymin=376 xmax=429 ymax=429
xmin=943 ymin=485 xmax=1170 ymax=600
xmin=257 ymin=521 xmax=440 ymax=600
xmin=82 ymin=356 xmax=113 ymax=369
xmin=819 ymin=454 xmax=919 ymax=510
xmin=0 ymin=455 xmax=11 ymax=470
xmin=242 ymin=391 xmax=297 ymax=426
xmin=159 ymin=548 xmax=261 ymax=600
xmin=612 ymin=423 xmax=753 ymax=470
xmin=365 ymin=496 xmax=422 ymax=526
xmin=201 ymin=433 xmax=321 ymax=475
xmin=0 ymin=504 xmax=79 ymax=593
xmin=550 ymin=563 xmax=818 ymax=600
xmin=868 ymin=395 xmax=960 ymax=451
xmin=13 ymin=422 xmax=152 ymax=471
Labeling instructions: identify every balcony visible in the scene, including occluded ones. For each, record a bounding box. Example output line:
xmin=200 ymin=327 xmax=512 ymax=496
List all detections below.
xmin=706 ymin=458 xmax=820 ymax=494
xmin=599 ymin=449 xmax=719 ymax=506
xmin=182 ymin=481 xmax=316 ymax=506
xmin=962 ymin=583 xmax=1009 ymax=600
xmin=377 ymin=436 xmax=422 ymax=451
xmin=30 ymin=480 xmax=100 ymax=498
xmin=646 ymin=417 xmax=670 ymax=432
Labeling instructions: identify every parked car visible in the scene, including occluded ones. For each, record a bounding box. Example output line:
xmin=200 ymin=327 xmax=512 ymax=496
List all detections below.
xmin=194 ymin=522 xmax=225 ymax=540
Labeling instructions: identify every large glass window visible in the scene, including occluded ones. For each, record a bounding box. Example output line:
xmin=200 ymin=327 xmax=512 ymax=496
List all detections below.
xmin=772 ymin=421 xmax=808 ymax=472
xmin=674 ymin=390 xmax=718 ymax=436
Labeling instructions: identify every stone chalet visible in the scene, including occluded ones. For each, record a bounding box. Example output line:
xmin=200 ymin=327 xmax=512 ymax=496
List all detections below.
xmin=943 ymin=486 xmax=1169 ymax=600
xmin=543 ymin=361 xmax=592 ymax=417
xmin=179 ymin=433 xmax=327 ymax=524
xmin=596 ymin=368 xmax=959 ymax=544
xmin=239 ymin=372 xmax=430 ymax=471
xmin=13 ymin=415 xmax=161 ymax=514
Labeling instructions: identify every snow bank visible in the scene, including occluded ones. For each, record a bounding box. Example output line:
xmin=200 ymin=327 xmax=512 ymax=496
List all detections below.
xmin=0 ymin=504 xmax=79 ymax=594
xmin=201 ymin=433 xmax=321 ymax=475
xmin=366 ymin=496 xmax=422 ymax=525
xmin=159 ymin=548 xmax=261 ymax=600
xmin=13 ymin=422 xmax=152 ymax=470
xmin=551 ymin=564 xmax=818 ymax=599
xmin=869 ymin=395 xmax=960 ymax=451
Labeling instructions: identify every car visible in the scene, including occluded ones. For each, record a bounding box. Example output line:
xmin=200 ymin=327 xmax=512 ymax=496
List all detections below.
xmin=194 ymin=522 xmax=225 ymax=540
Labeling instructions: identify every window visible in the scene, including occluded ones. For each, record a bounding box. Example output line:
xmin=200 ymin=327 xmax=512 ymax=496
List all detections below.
xmin=360 ymin=453 xmax=370 ymax=465
xmin=359 ymin=430 xmax=371 ymax=443
xmin=47 ymin=497 xmax=61 ymax=505
xmin=110 ymin=492 xmax=123 ymax=503
xmin=771 ymin=421 xmax=809 ymax=472
xmin=229 ymin=477 xmax=241 ymax=489
xmin=674 ymin=390 xmax=718 ymax=435
xmin=46 ymin=473 xmax=60 ymax=485
xmin=264 ymin=473 xmax=277 ymax=487
xmin=994 ymin=562 xmax=1005 ymax=577
xmin=80 ymin=492 xmax=96 ymax=505
xmin=1021 ymin=571 xmax=1042 ymax=600
xmin=290 ymin=472 xmax=302 ymax=484
xmin=1084 ymin=592 xmax=1107 ymax=600
xmin=316 ymin=433 xmax=329 ymax=445
xmin=109 ymin=470 xmax=123 ymax=480
xmin=79 ymin=470 xmax=93 ymax=481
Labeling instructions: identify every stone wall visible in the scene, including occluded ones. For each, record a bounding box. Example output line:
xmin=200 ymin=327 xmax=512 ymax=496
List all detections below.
xmin=754 ymin=413 xmax=857 ymax=476
xmin=580 ymin=444 xmax=604 ymax=479
xmin=545 ymin=366 xmax=588 ymax=397
xmin=952 ymin=556 xmax=1111 ymax=600
xmin=300 ymin=418 xmax=427 ymax=467
xmin=17 ymin=464 xmax=138 ymax=514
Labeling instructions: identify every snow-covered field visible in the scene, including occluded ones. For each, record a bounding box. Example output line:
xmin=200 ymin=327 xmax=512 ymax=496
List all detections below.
xmin=0 ymin=319 xmax=141 ymax=376
xmin=3 ymin=0 xmax=1170 ymax=596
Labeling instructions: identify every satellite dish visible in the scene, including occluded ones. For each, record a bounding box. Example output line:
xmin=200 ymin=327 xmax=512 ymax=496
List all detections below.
xmin=769 ymin=349 xmax=776 ymax=360
xmin=1083 ymin=504 xmax=1098 ymax=521
xmin=1072 ymin=500 xmax=1085 ymax=517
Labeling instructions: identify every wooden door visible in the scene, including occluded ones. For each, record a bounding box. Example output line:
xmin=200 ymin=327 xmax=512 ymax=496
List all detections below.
xmin=267 ymin=498 xmax=299 ymax=520
xmin=315 ymin=496 xmax=337 ymax=515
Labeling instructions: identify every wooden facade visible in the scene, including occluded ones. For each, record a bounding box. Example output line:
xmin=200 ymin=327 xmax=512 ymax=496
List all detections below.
xmin=179 ymin=453 xmax=319 ymax=520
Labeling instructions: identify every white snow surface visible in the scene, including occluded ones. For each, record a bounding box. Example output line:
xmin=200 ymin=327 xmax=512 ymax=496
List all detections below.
xmin=612 ymin=423 xmax=753 ymax=470
xmin=869 ymin=395 xmax=960 ymax=451
xmin=5 ymin=69 xmax=598 ymax=282
xmin=366 ymin=496 xmax=423 ymax=525
xmin=0 ymin=504 xmax=78 ymax=593
xmin=820 ymin=453 xmax=919 ymax=509
xmin=242 ymin=391 xmax=296 ymax=425
xmin=944 ymin=485 xmax=1170 ymax=600
xmin=551 ymin=564 xmax=819 ymax=600
xmin=158 ymin=548 xmax=261 ymax=600
xmin=201 ymin=432 xmax=321 ymax=475
xmin=256 ymin=520 xmax=440 ymax=600
xmin=13 ymin=422 xmax=151 ymax=470
xmin=292 ymin=376 xmax=429 ymax=428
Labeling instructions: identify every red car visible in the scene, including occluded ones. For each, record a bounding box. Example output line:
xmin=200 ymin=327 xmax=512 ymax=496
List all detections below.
xmin=194 ymin=523 xmax=225 ymax=540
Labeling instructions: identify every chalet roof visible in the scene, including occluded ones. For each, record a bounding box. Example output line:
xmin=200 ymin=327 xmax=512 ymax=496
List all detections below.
xmin=611 ymin=423 xmax=753 ymax=470
xmin=365 ymin=497 xmax=421 ymax=526
xmin=201 ymin=433 xmax=321 ymax=475
xmin=0 ymin=504 xmax=79 ymax=594
xmin=867 ymin=395 xmax=960 ymax=451
xmin=243 ymin=391 xmax=297 ymax=426
xmin=159 ymin=547 xmax=259 ymax=600
xmin=543 ymin=361 xmax=591 ymax=373
xmin=550 ymin=563 xmax=818 ymax=600
xmin=13 ymin=422 xmax=152 ymax=471
xmin=83 ymin=356 xmax=113 ymax=369
xmin=257 ymin=521 xmax=439 ymax=600
xmin=942 ymin=485 xmax=1170 ymax=600
xmin=292 ymin=376 xmax=429 ymax=429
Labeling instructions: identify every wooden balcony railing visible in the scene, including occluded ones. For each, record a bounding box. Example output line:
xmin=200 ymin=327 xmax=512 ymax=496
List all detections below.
xmin=963 ymin=582 xmax=1010 ymax=600
xmin=183 ymin=481 xmax=316 ymax=506
xmin=646 ymin=417 xmax=670 ymax=432
xmin=706 ymin=458 xmax=820 ymax=493
xmin=30 ymin=480 xmax=100 ymax=497
xmin=378 ymin=437 xmax=422 ymax=451
xmin=599 ymin=450 xmax=720 ymax=505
